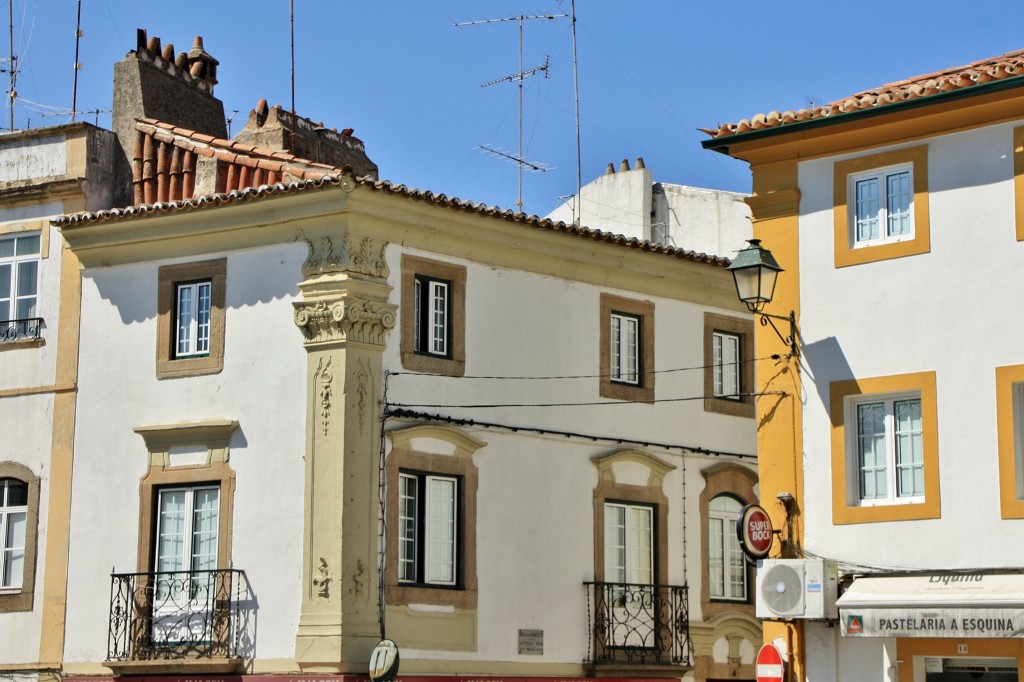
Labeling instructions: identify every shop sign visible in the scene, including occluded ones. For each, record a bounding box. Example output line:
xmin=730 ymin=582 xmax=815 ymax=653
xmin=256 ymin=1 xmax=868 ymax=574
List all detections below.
xmin=737 ymin=504 xmax=773 ymax=561
xmin=840 ymin=608 xmax=1024 ymax=638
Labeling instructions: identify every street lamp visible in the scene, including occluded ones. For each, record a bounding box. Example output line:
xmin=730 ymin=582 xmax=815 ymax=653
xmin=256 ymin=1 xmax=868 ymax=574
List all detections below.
xmin=726 ymin=239 xmax=799 ymax=357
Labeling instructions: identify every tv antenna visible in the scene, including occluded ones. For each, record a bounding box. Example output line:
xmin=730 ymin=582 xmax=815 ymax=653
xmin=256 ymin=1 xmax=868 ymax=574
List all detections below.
xmin=2 ymin=0 xmax=17 ymax=130
xmin=455 ymin=12 xmax=566 ymax=211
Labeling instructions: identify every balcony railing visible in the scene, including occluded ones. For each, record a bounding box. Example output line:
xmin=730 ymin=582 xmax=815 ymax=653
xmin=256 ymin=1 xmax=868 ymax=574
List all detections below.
xmin=108 ymin=569 xmax=253 ymax=663
xmin=0 ymin=317 xmax=42 ymax=342
xmin=585 ymin=581 xmax=692 ymax=668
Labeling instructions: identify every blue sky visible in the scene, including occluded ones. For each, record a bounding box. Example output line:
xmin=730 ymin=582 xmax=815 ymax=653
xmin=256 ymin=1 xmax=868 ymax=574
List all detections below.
xmin=7 ymin=1 xmax=1024 ymax=217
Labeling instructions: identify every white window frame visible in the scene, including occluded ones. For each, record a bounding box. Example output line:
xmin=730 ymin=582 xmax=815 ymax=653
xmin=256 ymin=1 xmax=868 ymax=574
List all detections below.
xmin=847 ymin=391 xmax=925 ymax=505
xmin=0 ymin=233 xmax=41 ymax=334
xmin=398 ymin=471 xmax=458 ymax=586
xmin=849 ymin=162 xmax=914 ymax=248
xmin=610 ymin=312 xmax=640 ymax=385
xmin=175 ymin=280 xmax=212 ymax=358
xmin=154 ymin=485 xmax=220 ymax=575
xmin=708 ymin=495 xmax=746 ymax=601
xmin=413 ymin=275 xmax=451 ymax=357
xmin=603 ymin=501 xmax=653 ymax=585
xmin=0 ymin=479 xmax=27 ymax=590
xmin=712 ymin=330 xmax=741 ymax=399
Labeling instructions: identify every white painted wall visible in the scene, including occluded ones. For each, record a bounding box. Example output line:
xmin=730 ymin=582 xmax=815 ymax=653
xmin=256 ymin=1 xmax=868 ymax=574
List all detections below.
xmin=382 ymin=245 xmax=757 ymax=663
xmin=64 ymin=243 xmax=309 ymax=663
xmin=0 ymin=136 xmax=67 ymax=183
xmin=794 ymin=119 xmax=1024 ymax=679
xmin=546 ymin=163 xmax=751 ymax=259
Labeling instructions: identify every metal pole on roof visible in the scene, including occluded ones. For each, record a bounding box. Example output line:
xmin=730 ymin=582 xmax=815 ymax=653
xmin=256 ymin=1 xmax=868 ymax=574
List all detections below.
xmin=571 ymin=0 xmax=581 ymax=225
xmin=7 ymin=0 xmax=13 ymax=130
xmin=72 ymin=0 xmax=83 ymax=123
xmin=290 ymin=0 xmax=296 ymax=150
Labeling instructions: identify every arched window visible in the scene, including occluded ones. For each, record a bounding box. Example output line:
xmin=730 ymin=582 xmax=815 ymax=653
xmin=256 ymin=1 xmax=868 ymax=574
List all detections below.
xmin=708 ymin=495 xmax=746 ymax=601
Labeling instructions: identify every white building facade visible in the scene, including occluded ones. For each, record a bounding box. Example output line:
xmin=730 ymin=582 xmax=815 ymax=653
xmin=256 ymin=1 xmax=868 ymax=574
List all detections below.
xmin=705 ymin=48 xmax=1024 ymax=681
xmin=57 ymin=170 xmax=760 ymax=682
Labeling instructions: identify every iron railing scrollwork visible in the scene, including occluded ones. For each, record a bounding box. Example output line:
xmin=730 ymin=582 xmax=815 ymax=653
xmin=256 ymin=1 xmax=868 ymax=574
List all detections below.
xmin=0 ymin=317 xmax=42 ymax=342
xmin=108 ymin=569 xmax=251 ymax=661
xmin=584 ymin=581 xmax=692 ymax=667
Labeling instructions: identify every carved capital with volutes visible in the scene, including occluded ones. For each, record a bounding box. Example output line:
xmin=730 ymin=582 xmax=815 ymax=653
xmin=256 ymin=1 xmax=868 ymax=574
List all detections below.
xmin=301 ymin=234 xmax=389 ymax=279
xmin=293 ymin=293 xmax=397 ymax=348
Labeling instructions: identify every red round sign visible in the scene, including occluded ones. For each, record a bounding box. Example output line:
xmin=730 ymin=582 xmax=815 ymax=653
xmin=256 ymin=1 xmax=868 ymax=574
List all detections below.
xmin=755 ymin=643 xmax=785 ymax=682
xmin=737 ymin=504 xmax=773 ymax=560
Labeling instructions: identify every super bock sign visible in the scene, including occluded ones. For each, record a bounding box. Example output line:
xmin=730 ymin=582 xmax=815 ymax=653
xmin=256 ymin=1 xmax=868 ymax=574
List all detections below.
xmin=737 ymin=504 xmax=774 ymax=561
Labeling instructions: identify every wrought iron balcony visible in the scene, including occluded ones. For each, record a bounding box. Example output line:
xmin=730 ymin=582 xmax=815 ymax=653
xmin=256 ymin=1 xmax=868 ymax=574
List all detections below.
xmin=584 ymin=581 xmax=692 ymax=669
xmin=108 ymin=569 xmax=253 ymax=664
xmin=0 ymin=317 xmax=42 ymax=342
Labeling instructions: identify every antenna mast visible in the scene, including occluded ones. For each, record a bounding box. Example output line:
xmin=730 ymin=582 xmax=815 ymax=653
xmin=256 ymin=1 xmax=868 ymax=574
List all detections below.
xmin=455 ymin=12 xmax=565 ymax=211
xmin=71 ymin=0 xmax=83 ymax=122
xmin=570 ymin=0 xmax=581 ymax=225
xmin=4 ymin=0 xmax=14 ymax=130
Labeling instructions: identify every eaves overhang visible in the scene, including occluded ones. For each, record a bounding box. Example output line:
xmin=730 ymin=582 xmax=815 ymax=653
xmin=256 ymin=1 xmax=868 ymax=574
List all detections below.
xmin=702 ymin=74 xmax=1024 ymax=156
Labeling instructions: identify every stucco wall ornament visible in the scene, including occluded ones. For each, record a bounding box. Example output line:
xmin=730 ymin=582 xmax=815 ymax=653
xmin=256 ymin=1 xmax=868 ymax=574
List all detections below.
xmin=314 ymin=357 xmax=334 ymax=437
xmin=351 ymin=558 xmax=366 ymax=598
xmin=301 ymin=235 xmax=389 ymax=279
xmin=313 ymin=557 xmax=332 ymax=600
xmin=294 ymin=294 xmax=397 ymax=347
xmin=356 ymin=358 xmax=371 ymax=434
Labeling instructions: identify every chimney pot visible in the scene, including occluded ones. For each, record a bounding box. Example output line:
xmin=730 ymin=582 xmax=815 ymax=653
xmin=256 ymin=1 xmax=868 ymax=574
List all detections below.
xmin=635 ymin=156 xmax=646 ymax=169
xmin=147 ymin=36 xmax=161 ymax=55
xmin=162 ymin=43 xmax=175 ymax=62
xmin=619 ymin=158 xmax=630 ymax=172
xmin=605 ymin=163 xmax=615 ymax=175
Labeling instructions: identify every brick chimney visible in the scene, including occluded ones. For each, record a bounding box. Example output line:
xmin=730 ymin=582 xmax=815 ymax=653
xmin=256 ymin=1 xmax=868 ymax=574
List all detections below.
xmin=233 ymin=100 xmax=378 ymax=179
xmin=111 ymin=29 xmax=226 ymax=207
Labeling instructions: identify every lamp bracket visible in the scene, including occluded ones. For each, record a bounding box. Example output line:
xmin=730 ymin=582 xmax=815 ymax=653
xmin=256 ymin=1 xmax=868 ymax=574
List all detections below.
xmin=757 ymin=310 xmax=799 ymax=358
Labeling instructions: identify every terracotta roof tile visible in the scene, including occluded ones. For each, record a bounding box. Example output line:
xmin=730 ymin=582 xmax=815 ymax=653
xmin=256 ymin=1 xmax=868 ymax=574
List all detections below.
xmin=53 ymin=174 xmax=731 ymax=268
xmin=705 ymin=48 xmax=1024 ymax=140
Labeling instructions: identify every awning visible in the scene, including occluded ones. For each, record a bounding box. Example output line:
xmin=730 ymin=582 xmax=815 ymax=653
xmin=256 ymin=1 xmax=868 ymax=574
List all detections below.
xmin=838 ymin=573 xmax=1024 ymax=638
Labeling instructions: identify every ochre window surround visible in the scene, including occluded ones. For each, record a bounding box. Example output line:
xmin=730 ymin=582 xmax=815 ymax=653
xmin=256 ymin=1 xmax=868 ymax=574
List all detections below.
xmin=833 ymin=145 xmax=930 ymax=268
xmin=599 ymin=293 xmax=654 ymax=403
xmin=703 ymin=312 xmax=754 ymax=418
xmin=384 ymin=424 xmax=482 ymax=610
xmin=698 ymin=462 xmax=757 ymax=620
xmin=829 ymin=371 xmax=940 ymax=524
xmin=0 ymin=461 xmax=39 ymax=613
xmin=591 ymin=450 xmax=673 ymax=584
xmin=400 ymin=254 xmax=466 ymax=377
xmin=995 ymin=364 xmax=1024 ymax=519
xmin=156 ymin=258 xmax=226 ymax=379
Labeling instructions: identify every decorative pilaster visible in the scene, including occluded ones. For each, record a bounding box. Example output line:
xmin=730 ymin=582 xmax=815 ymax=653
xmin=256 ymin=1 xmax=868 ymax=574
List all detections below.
xmin=293 ymin=233 xmax=395 ymax=672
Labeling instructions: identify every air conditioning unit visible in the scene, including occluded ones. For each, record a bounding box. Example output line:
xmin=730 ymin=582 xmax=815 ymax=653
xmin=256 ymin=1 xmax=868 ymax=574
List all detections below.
xmin=755 ymin=558 xmax=838 ymax=620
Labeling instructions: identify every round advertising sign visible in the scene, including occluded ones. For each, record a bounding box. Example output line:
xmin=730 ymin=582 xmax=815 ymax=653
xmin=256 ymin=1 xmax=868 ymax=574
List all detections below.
xmin=737 ymin=503 xmax=774 ymax=561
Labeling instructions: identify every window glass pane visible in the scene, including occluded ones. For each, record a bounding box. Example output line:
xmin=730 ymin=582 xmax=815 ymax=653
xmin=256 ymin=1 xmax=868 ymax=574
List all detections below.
xmin=0 ymin=263 xmax=11 ymax=301
xmin=628 ymin=506 xmax=652 ymax=584
xmin=398 ymin=475 xmax=418 ymax=582
xmin=176 ymin=285 xmax=194 ymax=356
xmin=17 ymin=260 xmax=37 ymax=297
xmin=857 ymin=402 xmax=887 ymax=499
xmin=15 ymin=235 xmax=40 ymax=256
xmin=610 ymin=316 xmax=622 ymax=379
xmin=426 ymin=477 xmax=455 ymax=583
xmin=2 ymin=508 xmax=25 ymax=587
xmin=728 ymin=538 xmax=746 ymax=599
xmin=886 ymin=171 xmax=912 ymax=236
xmin=855 ymin=177 xmax=880 ymax=241
xmin=4 ymin=480 xmax=27 ymax=507
xmin=430 ymin=282 xmax=448 ymax=355
xmin=604 ymin=504 xmax=626 ymax=583
xmin=196 ymin=282 xmax=212 ymax=354
xmin=709 ymin=517 xmax=724 ymax=597
xmin=191 ymin=488 xmax=219 ymax=572
xmin=895 ymin=399 xmax=924 ymax=497
xmin=624 ymin=317 xmax=638 ymax=384
xmin=709 ymin=495 xmax=742 ymax=513
xmin=0 ymin=239 xmax=13 ymax=258
xmin=156 ymin=491 xmax=186 ymax=573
